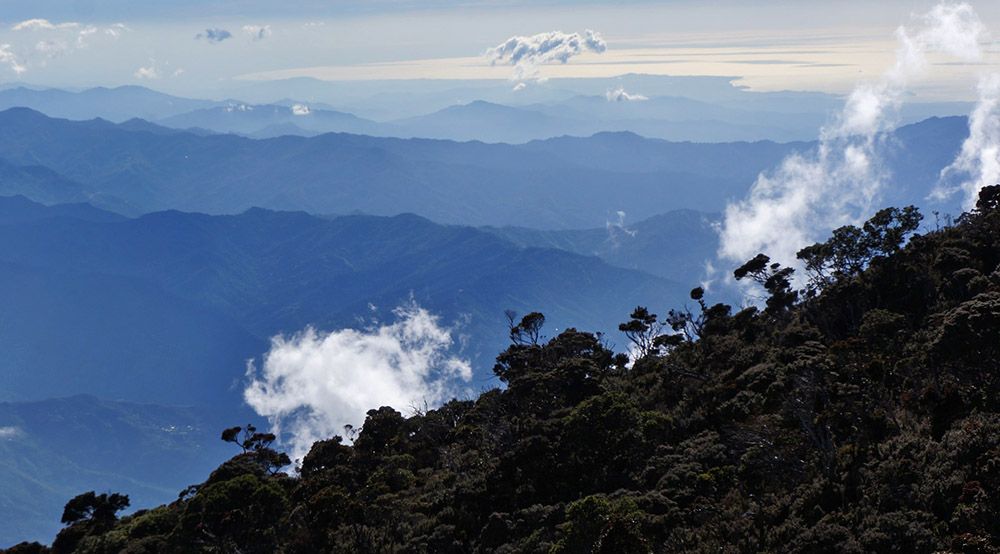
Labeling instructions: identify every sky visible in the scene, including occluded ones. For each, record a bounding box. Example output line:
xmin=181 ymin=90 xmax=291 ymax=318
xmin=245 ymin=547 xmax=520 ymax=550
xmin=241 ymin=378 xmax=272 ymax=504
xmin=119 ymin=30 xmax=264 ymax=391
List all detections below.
xmin=2 ymin=0 xmax=1000 ymax=100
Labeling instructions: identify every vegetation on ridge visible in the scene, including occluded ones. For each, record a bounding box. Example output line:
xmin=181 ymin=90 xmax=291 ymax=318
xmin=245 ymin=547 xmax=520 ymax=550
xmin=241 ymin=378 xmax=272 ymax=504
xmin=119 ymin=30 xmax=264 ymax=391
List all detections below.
xmin=7 ymin=186 xmax=1000 ymax=553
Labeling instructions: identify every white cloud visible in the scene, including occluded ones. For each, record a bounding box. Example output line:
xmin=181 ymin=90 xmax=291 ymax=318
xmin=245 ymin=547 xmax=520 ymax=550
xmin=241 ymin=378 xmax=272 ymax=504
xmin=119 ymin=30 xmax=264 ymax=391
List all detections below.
xmin=196 ymin=28 xmax=232 ymax=43
xmin=0 ymin=426 xmax=23 ymax=439
xmin=134 ymin=60 xmax=160 ymax=79
xmin=936 ymin=73 xmax=1000 ymax=209
xmin=104 ymin=23 xmax=129 ymax=39
xmin=605 ymin=210 xmax=637 ymax=249
xmin=486 ymin=29 xmax=606 ymax=83
xmin=606 ymin=86 xmax=648 ymax=102
xmin=244 ymin=302 xmax=472 ymax=464
xmin=0 ymin=43 xmax=26 ymax=74
xmin=6 ymin=19 xmax=126 ymax=72
xmin=719 ymin=2 xmax=984 ymax=268
xmin=243 ymin=24 xmax=272 ymax=41
xmin=11 ymin=19 xmax=79 ymax=31
xmin=291 ymin=103 xmax=311 ymax=115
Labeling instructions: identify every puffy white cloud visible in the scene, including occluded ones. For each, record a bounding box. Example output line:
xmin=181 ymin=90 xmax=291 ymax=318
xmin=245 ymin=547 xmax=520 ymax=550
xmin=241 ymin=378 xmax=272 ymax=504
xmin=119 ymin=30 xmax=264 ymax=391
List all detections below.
xmin=243 ymin=24 xmax=272 ymax=41
xmin=291 ymin=104 xmax=311 ymax=115
xmin=936 ymin=73 xmax=1000 ymax=209
xmin=606 ymin=86 xmax=648 ymax=102
xmin=718 ymin=2 xmax=984 ymax=268
xmin=134 ymin=60 xmax=160 ymax=79
xmin=487 ymin=29 xmax=606 ymax=82
xmin=196 ymin=28 xmax=232 ymax=43
xmin=244 ymin=302 xmax=472 ymax=464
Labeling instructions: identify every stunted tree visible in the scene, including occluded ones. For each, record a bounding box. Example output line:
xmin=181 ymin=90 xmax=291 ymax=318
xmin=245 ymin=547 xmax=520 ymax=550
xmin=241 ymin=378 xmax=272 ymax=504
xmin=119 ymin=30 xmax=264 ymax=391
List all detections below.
xmin=505 ymin=310 xmax=546 ymax=345
xmin=222 ymin=424 xmax=291 ymax=474
xmin=619 ymin=306 xmax=663 ymax=358
xmin=797 ymin=206 xmax=922 ymax=290
xmin=734 ymin=254 xmax=798 ymax=313
xmin=61 ymin=491 xmax=129 ymax=526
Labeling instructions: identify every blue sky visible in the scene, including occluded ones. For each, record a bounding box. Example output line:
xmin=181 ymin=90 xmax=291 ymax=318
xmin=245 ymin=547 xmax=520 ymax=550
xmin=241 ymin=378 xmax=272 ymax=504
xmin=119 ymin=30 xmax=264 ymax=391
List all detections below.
xmin=1 ymin=0 xmax=998 ymax=100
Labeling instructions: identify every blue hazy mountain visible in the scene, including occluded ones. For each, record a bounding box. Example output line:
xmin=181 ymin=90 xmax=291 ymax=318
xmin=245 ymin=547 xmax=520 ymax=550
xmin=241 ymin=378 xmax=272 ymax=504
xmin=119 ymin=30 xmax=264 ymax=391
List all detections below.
xmin=0 ymin=109 xmax=970 ymax=229
xmin=483 ymin=209 xmax=720 ymax=285
xmin=0 ymin=85 xmax=220 ymax=122
xmin=0 ymin=196 xmax=691 ymax=406
xmin=158 ymin=102 xmax=384 ymax=137
xmin=0 ymin=108 xmax=803 ymax=227
xmin=0 ymin=395 xmax=232 ymax=543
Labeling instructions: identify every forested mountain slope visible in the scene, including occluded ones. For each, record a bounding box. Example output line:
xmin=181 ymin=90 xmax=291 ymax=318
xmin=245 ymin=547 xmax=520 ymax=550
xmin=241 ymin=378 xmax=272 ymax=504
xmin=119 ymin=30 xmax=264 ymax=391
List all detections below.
xmin=14 ymin=187 xmax=999 ymax=553
xmin=0 ymin=197 xmax=686 ymax=405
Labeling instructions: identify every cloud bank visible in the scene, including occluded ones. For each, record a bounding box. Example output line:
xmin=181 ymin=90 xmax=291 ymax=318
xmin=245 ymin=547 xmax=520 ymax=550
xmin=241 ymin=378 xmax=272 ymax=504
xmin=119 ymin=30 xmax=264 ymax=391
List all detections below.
xmin=487 ymin=29 xmax=606 ymax=82
xmin=718 ymin=2 xmax=985 ymax=267
xmin=244 ymin=302 xmax=472 ymax=464
xmin=196 ymin=28 xmax=232 ymax=43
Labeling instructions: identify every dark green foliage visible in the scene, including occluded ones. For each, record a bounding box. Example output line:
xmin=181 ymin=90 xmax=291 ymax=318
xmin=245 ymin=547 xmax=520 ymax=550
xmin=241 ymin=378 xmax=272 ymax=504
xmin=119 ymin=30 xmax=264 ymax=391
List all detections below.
xmin=10 ymin=187 xmax=1000 ymax=553
xmin=797 ymin=205 xmax=923 ymax=291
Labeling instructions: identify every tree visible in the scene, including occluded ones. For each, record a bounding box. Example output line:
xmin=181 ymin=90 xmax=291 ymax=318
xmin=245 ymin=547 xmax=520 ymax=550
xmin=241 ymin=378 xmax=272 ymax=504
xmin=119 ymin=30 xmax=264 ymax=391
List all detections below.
xmin=506 ymin=310 xmax=546 ymax=345
xmin=619 ymin=306 xmax=664 ymax=358
xmin=221 ymin=424 xmax=291 ymax=474
xmin=60 ymin=491 xmax=129 ymax=526
xmin=797 ymin=206 xmax=922 ymax=290
xmin=734 ymin=254 xmax=798 ymax=313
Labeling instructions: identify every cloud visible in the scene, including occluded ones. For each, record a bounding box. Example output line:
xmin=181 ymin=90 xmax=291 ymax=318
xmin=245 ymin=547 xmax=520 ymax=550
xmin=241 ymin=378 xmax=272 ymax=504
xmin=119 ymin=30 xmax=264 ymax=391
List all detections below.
xmin=134 ymin=59 xmax=160 ymax=79
xmin=6 ymin=19 xmax=127 ymax=71
xmin=196 ymin=28 xmax=232 ymax=43
xmin=105 ymin=23 xmax=129 ymax=39
xmin=0 ymin=43 xmax=26 ymax=74
xmin=936 ymin=73 xmax=1000 ymax=209
xmin=486 ymin=29 xmax=606 ymax=82
xmin=0 ymin=426 xmax=23 ymax=439
xmin=291 ymin=104 xmax=311 ymax=115
xmin=11 ymin=19 xmax=78 ymax=31
xmin=243 ymin=24 xmax=272 ymax=41
xmin=606 ymin=86 xmax=648 ymax=102
xmin=244 ymin=301 xmax=472 ymax=464
xmin=718 ymin=2 xmax=984 ymax=268
xmin=604 ymin=210 xmax=637 ymax=249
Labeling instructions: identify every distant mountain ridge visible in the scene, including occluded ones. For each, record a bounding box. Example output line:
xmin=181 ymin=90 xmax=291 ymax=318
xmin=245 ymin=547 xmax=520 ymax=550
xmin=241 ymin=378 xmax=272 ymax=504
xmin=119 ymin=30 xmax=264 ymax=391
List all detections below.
xmin=0 ymin=107 xmax=806 ymax=227
xmin=0 ymin=395 xmax=231 ymax=543
xmin=0 ymin=196 xmax=690 ymax=407
xmin=0 ymin=108 xmax=971 ymax=228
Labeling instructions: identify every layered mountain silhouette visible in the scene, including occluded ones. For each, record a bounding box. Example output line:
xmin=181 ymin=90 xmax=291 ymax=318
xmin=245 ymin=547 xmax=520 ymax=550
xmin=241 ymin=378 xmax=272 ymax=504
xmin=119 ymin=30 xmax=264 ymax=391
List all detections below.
xmin=0 ymin=108 xmax=971 ymax=229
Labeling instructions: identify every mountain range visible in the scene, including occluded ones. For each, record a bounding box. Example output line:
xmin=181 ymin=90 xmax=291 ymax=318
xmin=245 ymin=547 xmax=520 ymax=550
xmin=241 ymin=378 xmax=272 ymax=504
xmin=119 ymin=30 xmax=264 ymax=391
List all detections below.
xmin=0 ymin=195 xmax=694 ymax=407
xmin=0 ymin=82 xmax=973 ymax=144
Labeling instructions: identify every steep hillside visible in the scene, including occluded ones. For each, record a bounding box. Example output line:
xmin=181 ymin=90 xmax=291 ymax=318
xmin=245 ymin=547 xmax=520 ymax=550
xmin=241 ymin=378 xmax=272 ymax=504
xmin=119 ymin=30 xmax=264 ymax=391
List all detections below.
xmin=17 ymin=187 xmax=998 ymax=553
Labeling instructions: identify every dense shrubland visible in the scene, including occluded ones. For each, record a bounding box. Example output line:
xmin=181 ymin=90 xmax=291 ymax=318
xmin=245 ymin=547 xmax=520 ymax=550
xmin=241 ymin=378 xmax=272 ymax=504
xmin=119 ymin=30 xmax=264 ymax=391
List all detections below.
xmin=7 ymin=187 xmax=1000 ymax=553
